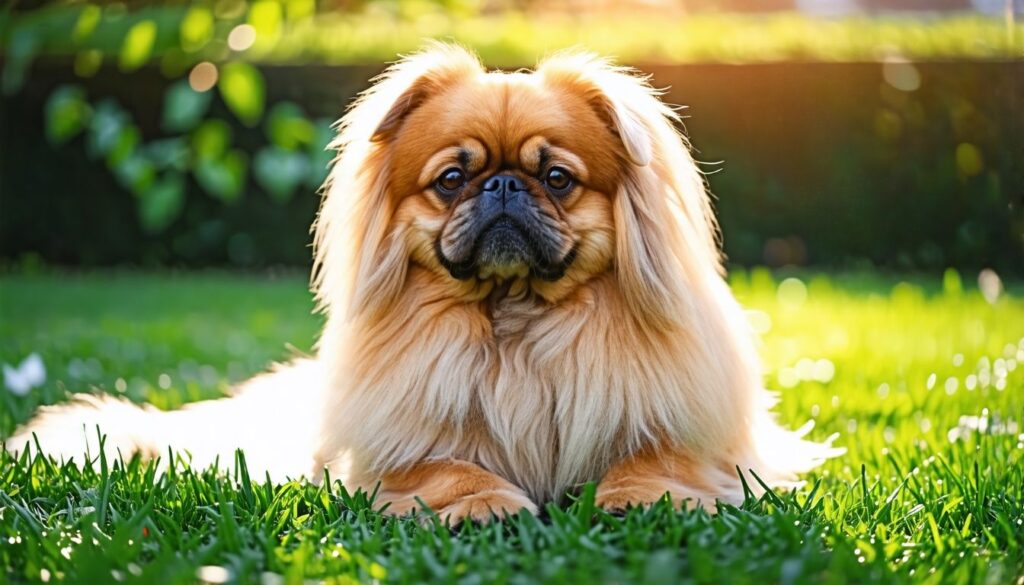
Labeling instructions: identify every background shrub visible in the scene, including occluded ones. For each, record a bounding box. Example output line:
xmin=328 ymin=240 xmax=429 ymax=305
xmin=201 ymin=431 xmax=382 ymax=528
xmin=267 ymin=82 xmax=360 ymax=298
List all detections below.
xmin=1 ymin=4 xmax=1021 ymax=272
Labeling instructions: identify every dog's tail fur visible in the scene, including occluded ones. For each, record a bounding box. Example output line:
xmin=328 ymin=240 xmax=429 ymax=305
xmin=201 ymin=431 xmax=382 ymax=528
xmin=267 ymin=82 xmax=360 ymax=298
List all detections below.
xmin=4 ymin=360 xmax=322 ymax=481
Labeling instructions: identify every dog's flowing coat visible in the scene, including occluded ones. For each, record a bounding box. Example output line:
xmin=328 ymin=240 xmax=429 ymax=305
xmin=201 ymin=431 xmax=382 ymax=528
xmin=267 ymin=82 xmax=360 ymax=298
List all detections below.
xmin=8 ymin=45 xmax=836 ymax=521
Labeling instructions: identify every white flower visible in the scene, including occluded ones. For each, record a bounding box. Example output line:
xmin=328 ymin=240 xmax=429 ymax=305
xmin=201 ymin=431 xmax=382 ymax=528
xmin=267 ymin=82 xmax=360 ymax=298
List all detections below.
xmin=3 ymin=353 xmax=46 ymax=396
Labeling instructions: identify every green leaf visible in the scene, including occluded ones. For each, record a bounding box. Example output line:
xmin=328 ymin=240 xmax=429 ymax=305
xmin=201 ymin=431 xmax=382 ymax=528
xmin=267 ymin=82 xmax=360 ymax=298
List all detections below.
xmin=86 ymin=100 xmax=130 ymax=158
xmin=162 ymin=81 xmax=212 ymax=133
xmin=179 ymin=6 xmax=214 ymax=53
xmin=105 ymin=125 xmax=141 ymax=167
xmin=195 ymin=149 xmax=247 ymax=203
xmin=74 ymin=50 xmax=103 ymax=78
xmin=942 ymin=267 xmax=962 ymax=296
xmin=249 ymin=0 xmax=283 ymax=47
xmin=138 ymin=174 xmax=185 ymax=233
xmin=266 ymin=102 xmax=315 ymax=151
xmin=253 ymin=147 xmax=309 ymax=203
xmin=159 ymin=48 xmax=192 ymax=79
xmin=285 ymin=0 xmax=316 ymax=21
xmin=143 ymin=138 xmax=189 ymax=171
xmin=119 ymin=20 xmax=158 ymax=71
xmin=44 ymin=85 xmax=92 ymax=145
xmin=191 ymin=120 xmax=231 ymax=161
xmin=112 ymin=153 xmax=157 ymax=196
xmin=2 ymin=26 xmax=41 ymax=94
xmin=218 ymin=62 xmax=265 ymax=127
xmin=72 ymin=5 xmax=102 ymax=43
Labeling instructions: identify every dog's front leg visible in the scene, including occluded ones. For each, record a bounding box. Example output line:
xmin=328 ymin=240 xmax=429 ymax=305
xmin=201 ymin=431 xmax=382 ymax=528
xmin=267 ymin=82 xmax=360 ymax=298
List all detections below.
xmin=595 ymin=448 xmax=723 ymax=512
xmin=366 ymin=459 xmax=537 ymax=523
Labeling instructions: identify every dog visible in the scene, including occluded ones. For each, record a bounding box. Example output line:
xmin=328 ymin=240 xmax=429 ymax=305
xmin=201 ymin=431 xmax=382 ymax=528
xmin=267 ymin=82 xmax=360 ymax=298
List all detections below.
xmin=7 ymin=44 xmax=838 ymax=523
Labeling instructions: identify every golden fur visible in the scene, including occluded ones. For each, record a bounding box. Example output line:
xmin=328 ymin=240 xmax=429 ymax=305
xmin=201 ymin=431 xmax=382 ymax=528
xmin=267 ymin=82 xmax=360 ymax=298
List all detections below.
xmin=7 ymin=44 xmax=838 ymax=522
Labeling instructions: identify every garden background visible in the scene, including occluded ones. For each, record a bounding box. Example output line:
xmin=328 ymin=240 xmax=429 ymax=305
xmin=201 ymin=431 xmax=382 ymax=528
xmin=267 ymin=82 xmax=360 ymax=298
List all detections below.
xmin=1 ymin=1 xmax=1023 ymax=584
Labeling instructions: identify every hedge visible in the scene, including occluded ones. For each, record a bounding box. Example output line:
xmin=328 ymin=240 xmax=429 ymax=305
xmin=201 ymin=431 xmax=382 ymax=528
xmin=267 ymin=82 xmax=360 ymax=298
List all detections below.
xmin=1 ymin=59 xmax=1021 ymax=273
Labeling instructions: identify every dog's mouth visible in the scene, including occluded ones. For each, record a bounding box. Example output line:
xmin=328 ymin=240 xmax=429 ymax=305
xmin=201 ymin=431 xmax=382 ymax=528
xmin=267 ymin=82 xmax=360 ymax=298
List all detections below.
xmin=436 ymin=214 xmax=577 ymax=282
xmin=477 ymin=216 xmax=531 ymax=271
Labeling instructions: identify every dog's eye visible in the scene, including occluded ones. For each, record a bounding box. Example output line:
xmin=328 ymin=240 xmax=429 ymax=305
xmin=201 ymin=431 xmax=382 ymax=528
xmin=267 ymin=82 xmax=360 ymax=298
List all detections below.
xmin=544 ymin=167 xmax=573 ymax=194
xmin=435 ymin=168 xmax=466 ymax=197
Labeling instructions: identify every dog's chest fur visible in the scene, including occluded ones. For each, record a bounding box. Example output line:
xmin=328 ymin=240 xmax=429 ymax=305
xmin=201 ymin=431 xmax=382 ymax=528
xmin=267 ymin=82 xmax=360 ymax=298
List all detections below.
xmin=326 ymin=274 xmax=718 ymax=502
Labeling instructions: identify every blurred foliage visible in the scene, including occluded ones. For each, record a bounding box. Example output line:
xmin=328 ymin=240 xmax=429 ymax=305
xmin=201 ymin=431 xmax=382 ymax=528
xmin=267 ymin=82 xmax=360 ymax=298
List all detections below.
xmin=3 ymin=61 xmax=1022 ymax=270
xmin=0 ymin=2 xmax=1021 ymax=269
xmin=218 ymin=61 xmax=264 ymax=126
xmin=693 ymin=59 xmax=1023 ymax=273
xmin=1 ymin=2 xmax=1021 ymax=86
xmin=35 ymin=75 xmax=331 ymax=232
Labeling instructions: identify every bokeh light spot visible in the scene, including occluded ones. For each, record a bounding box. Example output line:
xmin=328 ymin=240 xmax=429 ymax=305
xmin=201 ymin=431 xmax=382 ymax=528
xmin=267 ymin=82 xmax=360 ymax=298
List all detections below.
xmin=189 ymin=62 xmax=218 ymax=92
xmin=955 ymin=143 xmax=984 ymax=177
xmin=978 ymin=268 xmax=1002 ymax=304
xmin=777 ymin=277 xmax=808 ymax=308
xmin=196 ymin=565 xmax=230 ymax=584
xmin=778 ymin=367 xmax=799 ymax=389
xmin=877 ymin=383 xmax=890 ymax=398
xmin=944 ymin=377 xmax=958 ymax=395
xmin=228 ymin=24 xmax=256 ymax=52
xmin=882 ymin=57 xmax=921 ymax=92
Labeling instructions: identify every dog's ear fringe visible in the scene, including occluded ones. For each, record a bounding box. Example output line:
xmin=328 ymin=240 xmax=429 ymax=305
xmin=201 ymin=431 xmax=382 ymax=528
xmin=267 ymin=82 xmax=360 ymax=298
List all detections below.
xmin=538 ymin=51 xmax=672 ymax=167
xmin=539 ymin=51 xmax=725 ymax=330
xmin=311 ymin=43 xmax=483 ymax=321
xmin=368 ymin=43 xmax=483 ymax=142
xmin=333 ymin=41 xmax=483 ymax=150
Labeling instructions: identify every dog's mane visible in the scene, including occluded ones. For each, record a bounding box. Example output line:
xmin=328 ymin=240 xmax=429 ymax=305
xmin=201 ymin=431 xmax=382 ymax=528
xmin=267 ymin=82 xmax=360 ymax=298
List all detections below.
xmin=309 ymin=44 xmax=834 ymax=502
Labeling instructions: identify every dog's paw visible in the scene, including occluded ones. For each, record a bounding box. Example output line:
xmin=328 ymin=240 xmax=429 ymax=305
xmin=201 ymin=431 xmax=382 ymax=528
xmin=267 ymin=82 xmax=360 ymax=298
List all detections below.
xmin=437 ymin=488 xmax=537 ymax=524
xmin=380 ymin=488 xmax=536 ymax=524
xmin=371 ymin=459 xmax=538 ymax=524
xmin=595 ymin=480 xmax=710 ymax=513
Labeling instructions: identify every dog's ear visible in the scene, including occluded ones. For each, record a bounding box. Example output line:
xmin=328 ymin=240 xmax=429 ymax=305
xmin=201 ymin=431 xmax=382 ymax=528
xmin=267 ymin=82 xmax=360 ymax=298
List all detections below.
xmin=369 ymin=43 xmax=483 ymax=142
xmin=540 ymin=53 xmax=722 ymax=330
xmin=313 ymin=44 xmax=482 ymax=322
xmin=575 ymin=75 xmax=653 ymax=167
xmin=539 ymin=53 xmax=654 ymax=167
xmin=370 ymin=81 xmax=427 ymax=142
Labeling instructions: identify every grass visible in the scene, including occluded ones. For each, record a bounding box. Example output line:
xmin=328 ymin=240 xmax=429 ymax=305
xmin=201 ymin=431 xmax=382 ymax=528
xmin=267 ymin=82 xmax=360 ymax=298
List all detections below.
xmin=0 ymin=268 xmax=1022 ymax=584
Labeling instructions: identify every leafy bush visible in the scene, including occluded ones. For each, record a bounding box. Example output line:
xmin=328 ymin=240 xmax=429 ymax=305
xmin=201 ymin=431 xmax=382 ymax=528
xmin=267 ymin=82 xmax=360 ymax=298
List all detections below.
xmin=38 ymin=69 xmax=332 ymax=233
xmin=1 ymin=4 xmax=1021 ymax=269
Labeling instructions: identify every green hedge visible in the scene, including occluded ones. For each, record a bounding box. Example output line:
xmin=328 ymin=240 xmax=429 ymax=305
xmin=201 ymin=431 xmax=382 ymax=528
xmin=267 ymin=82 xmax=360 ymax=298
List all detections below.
xmin=1 ymin=60 xmax=1021 ymax=272
xmin=1 ymin=5 xmax=1021 ymax=272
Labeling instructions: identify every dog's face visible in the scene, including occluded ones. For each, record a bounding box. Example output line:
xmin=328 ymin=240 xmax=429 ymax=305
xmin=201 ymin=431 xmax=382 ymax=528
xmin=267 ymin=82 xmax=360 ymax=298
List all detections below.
xmin=384 ymin=68 xmax=629 ymax=302
xmin=316 ymin=45 xmax=720 ymax=328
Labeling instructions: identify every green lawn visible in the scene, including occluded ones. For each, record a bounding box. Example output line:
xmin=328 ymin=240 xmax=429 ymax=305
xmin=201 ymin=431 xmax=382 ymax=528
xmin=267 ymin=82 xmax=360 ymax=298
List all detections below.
xmin=0 ymin=270 xmax=1022 ymax=584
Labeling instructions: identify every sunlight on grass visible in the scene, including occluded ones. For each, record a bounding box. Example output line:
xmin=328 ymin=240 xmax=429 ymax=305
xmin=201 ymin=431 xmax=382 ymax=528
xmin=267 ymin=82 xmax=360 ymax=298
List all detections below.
xmin=6 ymin=8 xmax=1022 ymax=69
xmin=0 ymin=270 xmax=1021 ymax=583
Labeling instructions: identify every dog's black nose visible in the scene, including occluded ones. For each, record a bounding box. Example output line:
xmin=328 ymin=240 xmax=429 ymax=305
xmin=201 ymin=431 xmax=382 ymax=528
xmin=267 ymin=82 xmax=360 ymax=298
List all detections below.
xmin=482 ymin=174 xmax=527 ymax=205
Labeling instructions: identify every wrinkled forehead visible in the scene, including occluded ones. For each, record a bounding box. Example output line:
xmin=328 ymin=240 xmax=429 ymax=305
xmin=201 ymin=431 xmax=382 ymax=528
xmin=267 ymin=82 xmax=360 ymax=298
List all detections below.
xmin=390 ymin=70 xmax=624 ymax=193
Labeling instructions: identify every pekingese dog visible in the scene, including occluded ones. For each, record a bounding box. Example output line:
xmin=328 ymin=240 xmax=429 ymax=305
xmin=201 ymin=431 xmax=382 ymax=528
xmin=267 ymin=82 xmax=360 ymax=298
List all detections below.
xmin=8 ymin=44 xmax=837 ymax=523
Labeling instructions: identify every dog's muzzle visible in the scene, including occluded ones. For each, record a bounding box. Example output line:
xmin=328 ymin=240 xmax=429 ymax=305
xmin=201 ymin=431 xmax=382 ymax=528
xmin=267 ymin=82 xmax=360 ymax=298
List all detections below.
xmin=436 ymin=173 xmax=576 ymax=281
xmin=475 ymin=175 xmax=532 ymax=268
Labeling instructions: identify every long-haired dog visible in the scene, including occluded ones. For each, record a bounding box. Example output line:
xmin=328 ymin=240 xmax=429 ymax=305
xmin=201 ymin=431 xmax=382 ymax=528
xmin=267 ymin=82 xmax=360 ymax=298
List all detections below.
xmin=8 ymin=44 xmax=837 ymax=523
